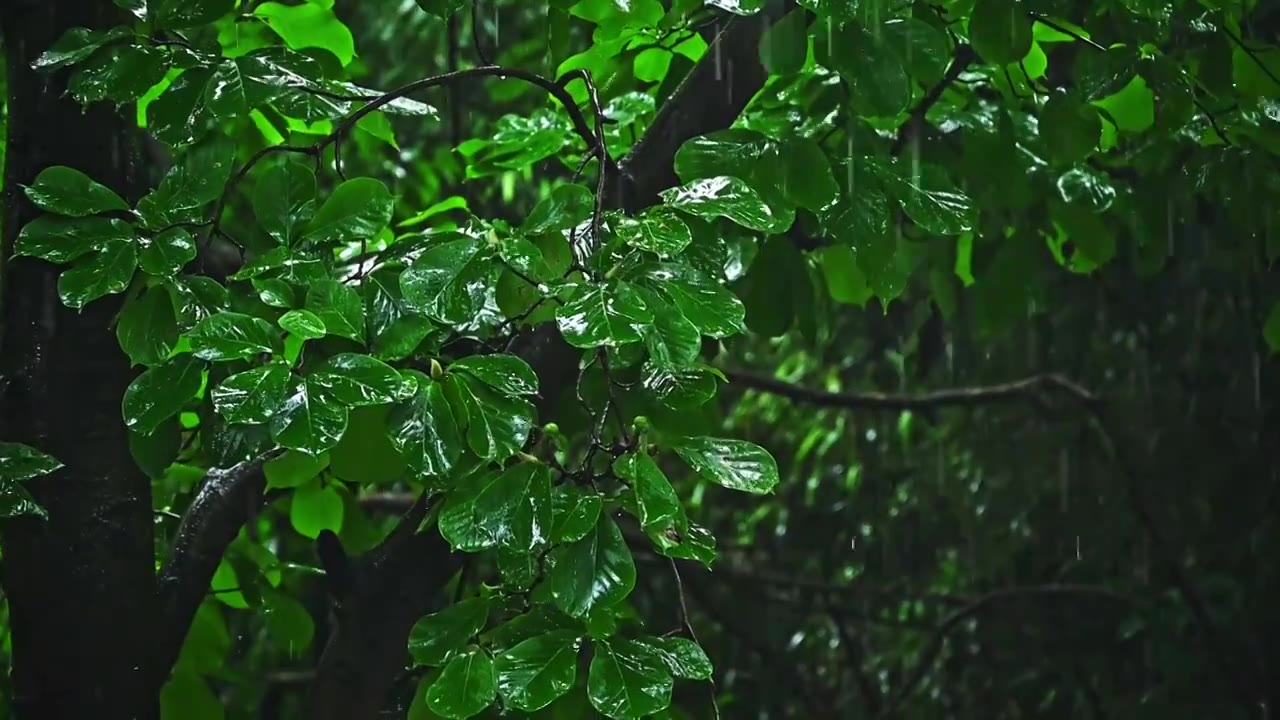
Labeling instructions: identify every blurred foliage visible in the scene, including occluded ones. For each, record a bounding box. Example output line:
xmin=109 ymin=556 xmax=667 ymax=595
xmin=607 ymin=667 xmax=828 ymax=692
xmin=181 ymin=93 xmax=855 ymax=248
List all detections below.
xmin=2 ymin=0 xmax=1280 ymax=718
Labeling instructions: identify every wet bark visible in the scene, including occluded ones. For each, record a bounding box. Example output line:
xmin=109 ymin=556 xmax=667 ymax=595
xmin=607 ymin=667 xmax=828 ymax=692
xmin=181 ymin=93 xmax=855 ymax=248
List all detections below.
xmin=0 ymin=1 xmax=156 ymax=718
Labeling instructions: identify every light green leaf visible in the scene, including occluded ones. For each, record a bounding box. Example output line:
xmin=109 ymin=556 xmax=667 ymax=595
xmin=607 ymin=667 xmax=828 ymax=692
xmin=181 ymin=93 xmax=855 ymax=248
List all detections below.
xmin=290 ymin=479 xmax=344 ymax=538
xmin=122 ymin=354 xmax=204 ymax=433
xmin=661 ymin=176 xmax=793 ymax=234
xmin=188 ymin=312 xmax=283 ymax=361
xmin=264 ymin=591 xmax=314 ymax=655
xmin=426 ymin=648 xmax=497 ymax=719
xmin=116 ymin=285 xmax=178 ymax=367
xmin=495 ymin=631 xmax=581 ymax=712
xmin=24 ymin=166 xmax=128 ymax=216
xmin=556 ymin=282 xmax=653 ymax=348
xmin=388 ymin=374 xmax=463 ymax=478
xmin=550 ymin=514 xmax=636 ymax=618
xmin=450 ymin=355 xmax=539 ymax=396
xmin=673 ymin=436 xmax=779 ymax=494
xmin=160 ymin=672 xmax=224 ymax=720
xmin=303 ymin=177 xmax=394 ymax=245
xmin=409 ymin=597 xmax=491 ymax=666
xmin=329 ymin=405 xmax=407 ymax=485
xmin=587 ymin=639 xmax=673 ymax=719
xmin=254 ymin=1 xmax=356 ymax=66
xmin=14 ymin=215 xmax=134 ymax=263
xmin=305 ymin=279 xmax=365 ymax=343
xmin=211 ymin=362 xmax=293 ymax=425
xmin=269 ymin=377 xmax=350 ymax=456
xmin=57 ymin=239 xmax=138 ymax=309
xmin=264 ymin=450 xmax=329 ymax=490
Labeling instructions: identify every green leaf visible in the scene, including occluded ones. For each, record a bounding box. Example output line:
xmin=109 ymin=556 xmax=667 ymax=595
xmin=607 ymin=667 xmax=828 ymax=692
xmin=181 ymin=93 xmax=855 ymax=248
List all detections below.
xmin=634 ymin=264 xmax=744 ymax=338
xmin=636 ymin=636 xmax=713 ymax=680
xmin=550 ymin=514 xmax=636 ymax=618
xmin=69 ymin=44 xmax=168 ymax=105
xmin=24 ymin=166 xmax=128 ymax=217
xmin=969 ymin=0 xmax=1034 ymax=66
xmin=290 ymin=479 xmax=344 ymax=539
xmin=122 ymin=354 xmax=204 ymax=433
xmin=1265 ymin=302 xmax=1280 ymax=354
xmin=0 ymin=442 xmax=64 ymax=482
xmin=330 ymin=405 xmax=407 ymax=485
xmin=305 ymin=279 xmax=365 ymax=343
xmin=631 ymin=287 xmax=700 ymax=371
xmin=0 ymin=478 xmax=46 ymax=519
xmin=495 ymin=631 xmax=581 ymax=712
xmin=254 ymin=161 xmax=317 ymax=246
xmin=14 ymin=215 xmax=134 ymax=263
xmin=450 ymin=355 xmax=539 ymax=396
xmin=264 ymin=591 xmax=314 ymax=655
xmin=264 ymin=450 xmax=330 ymax=491
xmin=440 ymin=462 xmax=550 ymax=551
xmin=661 ymin=176 xmax=793 ymax=234
xmin=587 ymin=639 xmax=673 ymax=719
xmin=270 ymin=377 xmax=350 ymax=456
xmin=303 ymin=177 xmax=394 ymax=245
xmin=151 ymin=0 xmax=235 ymax=29
xmin=551 ymin=485 xmax=604 ymax=543
xmin=278 ymin=309 xmax=327 ymax=340
xmin=138 ymin=134 xmax=235 ymax=222
xmin=819 ymin=245 xmax=873 ymax=306
xmin=211 ymin=362 xmax=293 ymax=425
xmin=872 ymin=160 xmax=975 ymax=236
xmin=1092 ymin=76 xmax=1154 ymax=133
xmin=615 ymin=210 xmax=692 ymax=257
xmin=160 ymin=672 xmax=223 ymax=720
xmin=615 ymin=452 xmax=685 ymax=534
xmin=409 ymin=597 xmax=491 ymax=666
xmin=673 ymin=436 xmax=779 ymax=494
xmin=57 ymin=239 xmax=138 ymax=309
xmin=426 ymin=648 xmax=497 ymax=719
xmin=1039 ymin=92 xmax=1102 ymax=165
xmin=523 ymin=184 xmax=594 ymax=236
xmin=445 ymin=373 xmax=535 ymax=462
xmin=139 ymin=227 xmax=196 ymax=278
xmin=759 ymin=7 xmax=808 ymax=76
xmin=117 ymin=285 xmax=179 ymax=366
xmin=364 ymin=271 xmax=435 ymax=360
xmin=388 ymin=374 xmax=463 ymax=479
xmin=188 ymin=312 xmax=283 ymax=361
xmin=400 ymin=238 xmax=486 ymax=324
xmin=707 ymin=0 xmax=763 ymax=14
xmin=311 ymin=354 xmax=409 ymax=407
xmin=254 ymin=1 xmax=356 ymax=66
xmin=825 ymin=22 xmax=911 ymax=119
xmin=33 ymin=26 xmax=131 ymax=71
xmin=556 ymin=283 xmax=654 ymax=348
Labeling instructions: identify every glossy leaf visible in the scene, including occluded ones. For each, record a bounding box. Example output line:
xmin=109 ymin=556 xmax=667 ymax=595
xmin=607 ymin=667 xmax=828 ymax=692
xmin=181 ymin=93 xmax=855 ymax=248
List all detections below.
xmin=254 ymin=161 xmax=317 ymax=246
xmin=0 ymin=443 xmax=64 ymax=483
xmin=439 ymin=462 xmax=550 ymax=551
xmin=409 ymin=597 xmax=491 ymax=666
xmin=290 ymin=480 xmax=344 ymax=539
xmin=556 ymin=282 xmax=653 ymax=348
xmin=426 ymin=648 xmax=497 ymax=719
xmin=673 ymin=436 xmax=779 ymax=494
xmin=550 ymin=514 xmax=636 ymax=618
xmin=306 ymin=279 xmax=365 ymax=343
xmin=660 ymin=176 xmax=792 ymax=234
xmin=211 ymin=363 xmax=293 ymax=425
xmin=278 ymin=309 xmax=326 ymax=340
xmin=400 ymin=238 xmax=485 ymax=323
xmin=138 ymin=227 xmax=196 ymax=278
xmin=637 ymin=636 xmax=712 ymax=680
xmin=449 ymin=354 xmax=539 ymax=397
xmin=615 ymin=452 xmax=684 ymax=534
xmin=495 ymin=630 xmax=581 ymax=712
xmin=14 ymin=216 xmax=134 ymax=264
xmin=443 ymin=373 xmax=535 ymax=461
xmin=551 ymin=486 xmax=604 ymax=543
xmin=116 ymin=286 xmax=178 ymax=367
xmin=24 ymin=166 xmax=128 ymax=216
xmin=269 ymin=377 xmax=350 ymax=456
xmin=634 ymin=264 xmax=744 ymax=338
xmin=587 ymin=639 xmax=673 ymax=719
xmin=303 ymin=177 xmax=394 ymax=245
xmin=615 ymin=210 xmax=692 ymax=257
xmin=388 ymin=374 xmax=463 ymax=478
xmin=57 ymin=239 xmax=137 ymax=309
xmin=523 ymin=184 xmax=593 ymax=236
xmin=122 ymin=354 xmax=204 ymax=433
xmin=310 ymin=354 xmax=409 ymax=407
xmin=188 ymin=312 xmax=283 ymax=361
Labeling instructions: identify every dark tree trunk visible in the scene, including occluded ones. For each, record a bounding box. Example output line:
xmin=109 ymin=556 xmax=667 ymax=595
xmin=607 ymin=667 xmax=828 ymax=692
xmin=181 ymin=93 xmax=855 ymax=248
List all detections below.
xmin=0 ymin=2 xmax=157 ymax=718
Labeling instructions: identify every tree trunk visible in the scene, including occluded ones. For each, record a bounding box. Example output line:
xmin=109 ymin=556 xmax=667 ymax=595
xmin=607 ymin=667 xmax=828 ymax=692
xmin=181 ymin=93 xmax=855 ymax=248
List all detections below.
xmin=0 ymin=2 xmax=157 ymax=718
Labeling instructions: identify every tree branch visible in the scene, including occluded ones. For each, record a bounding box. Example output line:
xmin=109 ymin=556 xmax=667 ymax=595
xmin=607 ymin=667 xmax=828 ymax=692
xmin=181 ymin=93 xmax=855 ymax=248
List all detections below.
xmin=151 ymin=446 xmax=286 ymax=691
xmin=890 ymin=43 xmax=977 ymax=156
xmin=723 ymin=368 xmax=1099 ymax=412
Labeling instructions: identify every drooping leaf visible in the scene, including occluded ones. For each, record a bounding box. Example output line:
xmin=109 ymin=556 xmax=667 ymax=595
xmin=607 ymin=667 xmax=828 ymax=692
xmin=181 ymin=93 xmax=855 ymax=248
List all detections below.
xmin=587 ymin=639 xmax=673 ymax=719
xmin=495 ymin=631 xmax=581 ymax=712
xmin=254 ymin=161 xmax=317 ymax=246
xmin=57 ymin=239 xmax=138 ymax=309
xmin=388 ymin=373 xmax=463 ymax=479
xmin=24 ymin=166 xmax=129 ymax=216
xmin=660 ymin=176 xmax=793 ymax=234
xmin=426 ymin=648 xmax=498 ymax=719
xmin=14 ymin=215 xmax=134 ymax=264
xmin=550 ymin=514 xmax=636 ymax=618
xmin=122 ymin=354 xmax=205 ymax=433
xmin=551 ymin=485 xmax=604 ymax=543
xmin=116 ymin=285 xmax=179 ymax=367
xmin=614 ymin=452 xmax=685 ymax=535
xmin=0 ymin=442 xmax=64 ymax=483
xmin=673 ymin=436 xmax=779 ymax=494
xmin=409 ymin=597 xmax=491 ymax=666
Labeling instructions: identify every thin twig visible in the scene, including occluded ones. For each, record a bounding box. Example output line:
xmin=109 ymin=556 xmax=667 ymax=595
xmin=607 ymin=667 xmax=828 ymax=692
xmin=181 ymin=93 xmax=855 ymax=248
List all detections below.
xmin=1028 ymin=13 xmax=1107 ymax=51
xmin=670 ymin=558 xmax=721 ymax=720
xmin=1223 ymin=27 xmax=1280 ymax=90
